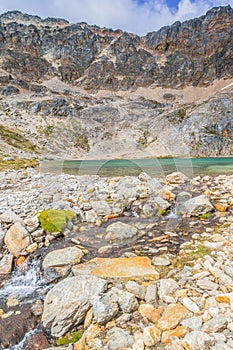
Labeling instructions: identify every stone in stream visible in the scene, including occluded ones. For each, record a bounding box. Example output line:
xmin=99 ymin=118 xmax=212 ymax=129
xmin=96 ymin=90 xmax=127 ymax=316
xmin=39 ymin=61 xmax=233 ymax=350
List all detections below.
xmin=179 ymin=195 xmax=214 ymax=216
xmin=0 ymin=254 xmax=14 ymax=274
xmin=42 ymin=275 xmax=108 ymax=337
xmin=105 ymin=221 xmax=138 ymax=241
xmin=72 ymin=256 xmax=159 ymax=279
xmin=42 ymin=246 xmax=84 ymax=271
xmin=4 ymin=222 xmax=32 ymax=257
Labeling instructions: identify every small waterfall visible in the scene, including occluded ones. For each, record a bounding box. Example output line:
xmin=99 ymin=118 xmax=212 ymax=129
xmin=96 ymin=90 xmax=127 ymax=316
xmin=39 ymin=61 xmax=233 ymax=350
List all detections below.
xmin=166 ymin=205 xmax=178 ymax=219
xmin=0 ymin=259 xmax=45 ymax=299
xmin=5 ymin=330 xmax=40 ymax=350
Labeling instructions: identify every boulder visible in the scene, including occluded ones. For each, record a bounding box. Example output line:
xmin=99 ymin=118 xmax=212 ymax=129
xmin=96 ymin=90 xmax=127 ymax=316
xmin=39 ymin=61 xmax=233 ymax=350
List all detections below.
xmin=106 ymin=221 xmax=138 ymax=241
xmin=179 ymin=195 xmax=214 ymax=216
xmin=42 ymin=246 xmax=84 ymax=270
xmin=42 ymin=275 xmax=108 ymax=337
xmin=4 ymin=223 xmax=32 ymax=257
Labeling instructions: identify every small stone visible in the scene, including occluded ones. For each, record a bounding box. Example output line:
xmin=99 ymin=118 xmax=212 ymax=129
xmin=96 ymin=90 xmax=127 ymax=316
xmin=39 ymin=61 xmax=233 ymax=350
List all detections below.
xmin=201 ymin=316 xmax=228 ymax=333
xmin=106 ymin=221 xmax=138 ymax=241
xmin=145 ymin=284 xmax=158 ymax=305
xmin=181 ymin=316 xmax=203 ymax=330
xmin=85 ymin=209 xmax=98 ymax=223
xmin=138 ymin=304 xmax=161 ymax=323
xmin=157 ymin=303 xmax=189 ymax=331
xmin=6 ymin=297 xmax=19 ymax=307
xmin=152 ymin=257 xmax=171 ymax=266
xmin=196 ymin=278 xmax=219 ymax=291
xmin=125 ymin=281 xmax=146 ymax=299
xmin=159 ymin=279 xmax=179 ymax=303
xmin=161 ymin=326 xmax=189 ymax=344
xmin=25 ymin=242 xmax=38 ymax=253
xmin=143 ymin=325 xmax=161 ymax=346
xmin=93 ymin=293 xmax=119 ymax=325
xmin=182 ymin=330 xmax=215 ymax=350
xmin=0 ymin=254 xmax=14 ymax=274
xmin=181 ymin=297 xmax=200 ymax=313
xmin=107 ymin=327 xmax=134 ymax=350
xmin=43 ymin=247 xmax=84 ymax=270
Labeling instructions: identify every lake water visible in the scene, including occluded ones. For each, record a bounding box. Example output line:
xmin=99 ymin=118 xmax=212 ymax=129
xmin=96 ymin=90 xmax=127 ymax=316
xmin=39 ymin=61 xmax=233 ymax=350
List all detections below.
xmin=42 ymin=157 xmax=233 ymax=177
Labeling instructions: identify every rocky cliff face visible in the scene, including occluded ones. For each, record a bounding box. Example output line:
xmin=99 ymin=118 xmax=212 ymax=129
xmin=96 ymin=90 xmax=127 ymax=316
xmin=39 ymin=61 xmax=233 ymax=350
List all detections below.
xmin=0 ymin=6 xmax=232 ymax=161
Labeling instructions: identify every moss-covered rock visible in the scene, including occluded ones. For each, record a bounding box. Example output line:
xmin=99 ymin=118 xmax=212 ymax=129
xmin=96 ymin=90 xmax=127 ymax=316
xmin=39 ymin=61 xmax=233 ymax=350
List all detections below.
xmin=38 ymin=209 xmax=76 ymax=233
xmin=56 ymin=331 xmax=83 ymax=346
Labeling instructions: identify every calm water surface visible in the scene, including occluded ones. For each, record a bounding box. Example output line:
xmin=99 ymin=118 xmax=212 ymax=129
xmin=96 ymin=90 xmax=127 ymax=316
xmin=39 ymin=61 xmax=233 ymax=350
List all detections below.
xmin=42 ymin=157 xmax=233 ymax=177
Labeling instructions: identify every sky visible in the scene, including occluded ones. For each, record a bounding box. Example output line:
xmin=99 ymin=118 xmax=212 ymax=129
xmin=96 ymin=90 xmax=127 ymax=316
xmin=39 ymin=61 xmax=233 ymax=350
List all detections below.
xmin=0 ymin=0 xmax=232 ymax=35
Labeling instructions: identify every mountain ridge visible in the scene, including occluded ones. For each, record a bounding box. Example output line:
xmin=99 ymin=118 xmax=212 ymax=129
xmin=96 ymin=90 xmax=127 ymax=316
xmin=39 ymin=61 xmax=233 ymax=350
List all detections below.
xmin=0 ymin=6 xmax=232 ymax=164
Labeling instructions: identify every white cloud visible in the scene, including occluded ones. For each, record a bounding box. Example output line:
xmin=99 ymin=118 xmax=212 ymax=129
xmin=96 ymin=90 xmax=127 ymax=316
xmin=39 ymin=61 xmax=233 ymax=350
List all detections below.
xmin=0 ymin=0 xmax=232 ymax=34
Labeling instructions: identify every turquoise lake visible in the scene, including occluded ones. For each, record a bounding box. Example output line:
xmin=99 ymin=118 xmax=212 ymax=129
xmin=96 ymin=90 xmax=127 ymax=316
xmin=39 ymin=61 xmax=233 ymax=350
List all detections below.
xmin=42 ymin=157 xmax=233 ymax=177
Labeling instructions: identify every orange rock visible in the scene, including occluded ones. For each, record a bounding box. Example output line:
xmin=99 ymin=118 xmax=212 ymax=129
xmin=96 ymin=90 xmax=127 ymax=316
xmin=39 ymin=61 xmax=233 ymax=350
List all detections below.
xmin=161 ymin=326 xmax=189 ymax=344
xmin=16 ymin=256 xmax=26 ymax=267
xmin=148 ymin=235 xmax=168 ymax=243
xmin=102 ymin=213 xmax=120 ymax=221
xmin=215 ymin=294 xmax=231 ymax=304
xmin=214 ymin=203 xmax=229 ymax=212
xmin=157 ymin=303 xmax=189 ymax=331
xmin=72 ymin=256 xmax=159 ymax=279
xmin=139 ymin=304 xmax=161 ymax=323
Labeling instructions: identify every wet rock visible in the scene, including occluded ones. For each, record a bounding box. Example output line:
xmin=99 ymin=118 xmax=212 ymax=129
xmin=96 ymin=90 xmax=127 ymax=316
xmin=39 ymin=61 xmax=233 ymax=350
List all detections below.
xmin=157 ymin=303 xmax=189 ymax=330
xmin=25 ymin=332 xmax=50 ymax=350
xmin=0 ymin=303 xmax=38 ymax=348
xmin=180 ymin=195 xmax=214 ymax=216
xmin=106 ymin=221 xmax=138 ymax=241
xmin=107 ymin=327 xmax=134 ymax=350
xmin=42 ymin=275 xmax=108 ymax=337
xmin=4 ymin=222 xmax=32 ymax=257
xmin=0 ymin=254 xmax=14 ymax=274
xmin=72 ymin=256 xmax=159 ymax=279
xmin=42 ymin=246 xmax=84 ymax=270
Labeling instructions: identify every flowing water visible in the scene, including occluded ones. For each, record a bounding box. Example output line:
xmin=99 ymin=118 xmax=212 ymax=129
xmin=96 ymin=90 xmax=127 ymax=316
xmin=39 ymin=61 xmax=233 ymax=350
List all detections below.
xmin=0 ymin=259 xmax=45 ymax=300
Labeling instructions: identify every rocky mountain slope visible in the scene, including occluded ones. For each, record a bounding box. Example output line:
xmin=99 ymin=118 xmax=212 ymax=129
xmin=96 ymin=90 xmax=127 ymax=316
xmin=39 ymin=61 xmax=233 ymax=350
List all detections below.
xmin=0 ymin=6 xmax=232 ymax=163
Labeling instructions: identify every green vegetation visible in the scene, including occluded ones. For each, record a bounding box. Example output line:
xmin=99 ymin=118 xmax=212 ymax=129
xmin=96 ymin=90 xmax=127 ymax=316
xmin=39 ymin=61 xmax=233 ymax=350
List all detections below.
xmin=38 ymin=209 xmax=76 ymax=233
xmin=0 ymin=156 xmax=38 ymax=171
xmin=158 ymin=209 xmax=167 ymax=216
xmin=199 ymin=212 xmax=212 ymax=219
xmin=172 ymin=246 xmax=212 ymax=269
xmin=74 ymin=134 xmax=90 ymax=152
xmin=56 ymin=331 xmax=83 ymax=346
xmin=0 ymin=123 xmax=38 ymax=152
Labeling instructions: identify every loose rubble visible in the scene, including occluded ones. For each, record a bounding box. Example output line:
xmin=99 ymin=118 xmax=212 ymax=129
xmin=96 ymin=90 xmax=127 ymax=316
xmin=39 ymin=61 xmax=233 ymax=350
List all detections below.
xmin=0 ymin=168 xmax=233 ymax=349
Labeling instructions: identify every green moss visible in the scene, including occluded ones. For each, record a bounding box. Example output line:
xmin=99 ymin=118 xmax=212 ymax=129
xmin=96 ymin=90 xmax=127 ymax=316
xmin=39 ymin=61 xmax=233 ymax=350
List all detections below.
xmin=56 ymin=331 xmax=83 ymax=346
xmin=38 ymin=209 xmax=76 ymax=233
xmin=172 ymin=246 xmax=212 ymax=269
xmin=199 ymin=213 xmax=211 ymax=219
xmin=158 ymin=209 xmax=167 ymax=216
xmin=0 ymin=124 xmax=38 ymax=152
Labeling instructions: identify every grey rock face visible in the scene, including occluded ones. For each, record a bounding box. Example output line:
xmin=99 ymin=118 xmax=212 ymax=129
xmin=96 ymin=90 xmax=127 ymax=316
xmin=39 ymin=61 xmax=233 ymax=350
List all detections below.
xmin=42 ymin=275 xmax=108 ymax=337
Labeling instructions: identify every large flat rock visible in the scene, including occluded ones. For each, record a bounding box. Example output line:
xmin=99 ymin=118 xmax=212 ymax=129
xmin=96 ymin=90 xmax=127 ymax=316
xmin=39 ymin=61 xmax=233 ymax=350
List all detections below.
xmin=72 ymin=256 xmax=159 ymax=279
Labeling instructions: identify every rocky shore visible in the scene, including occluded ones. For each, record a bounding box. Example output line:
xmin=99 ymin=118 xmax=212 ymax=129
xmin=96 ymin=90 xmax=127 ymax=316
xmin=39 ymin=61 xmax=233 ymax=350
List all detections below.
xmin=0 ymin=168 xmax=233 ymax=350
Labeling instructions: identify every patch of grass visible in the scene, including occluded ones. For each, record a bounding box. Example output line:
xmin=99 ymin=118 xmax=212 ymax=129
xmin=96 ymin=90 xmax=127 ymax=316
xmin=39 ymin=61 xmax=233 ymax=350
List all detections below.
xmin=74 ymin=134 xmax=90 ymax=152
xmin=0 ymin=156 xmax=39 ymax=171
xmin=56 ymin=331 xmax=83 ymax=346
xmin=172 ymin=246 xmax=212 ymax=269
xmin=0 ymin=123 xmax=38 ymax=152
xmin=38 ymin=209 xmax=76 ymax=233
